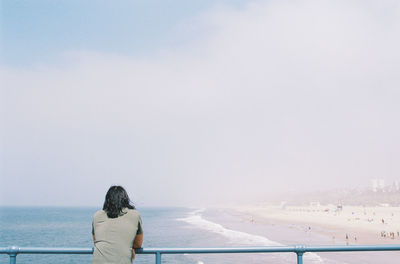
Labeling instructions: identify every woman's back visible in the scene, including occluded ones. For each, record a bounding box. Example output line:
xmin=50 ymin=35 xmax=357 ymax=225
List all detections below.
xmin=91 ymin=208 xmax=143 ymax=264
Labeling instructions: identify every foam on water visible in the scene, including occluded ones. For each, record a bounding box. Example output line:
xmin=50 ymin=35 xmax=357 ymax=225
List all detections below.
xmin=178 ymin=209 xmax=324 ymax=263
xmin=178 ymin=209 xmax=281 ymax=246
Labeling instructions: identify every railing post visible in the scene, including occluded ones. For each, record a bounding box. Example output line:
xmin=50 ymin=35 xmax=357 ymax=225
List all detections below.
xmin=155 ymin=252 xmax=161 ymax=264
xmin=296 ymin=252 xmax=303 ymax=264
xmin=7 ymin=246 xmax=18 ymax=264
xmin=295 ymin=245 xmax=305 ymax=264
xmin=9 ymin=254 xmax=17 ymax=264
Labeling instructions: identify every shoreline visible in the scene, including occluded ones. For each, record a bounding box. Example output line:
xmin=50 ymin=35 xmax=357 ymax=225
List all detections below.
xmin=203 ymin=206 xmax=400 ymax=264
xmin=231 ymin=205 xmax=400 ymax=245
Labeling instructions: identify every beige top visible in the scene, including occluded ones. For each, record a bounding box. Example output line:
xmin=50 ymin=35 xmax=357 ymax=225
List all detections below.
xmin=91 ymin=208 xmax=143 ymax=264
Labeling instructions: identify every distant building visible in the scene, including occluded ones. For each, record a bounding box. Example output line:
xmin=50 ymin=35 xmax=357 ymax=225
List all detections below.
xmin=370 ymin=179 xmax=385 ymax=192
xmin=309 ymin=201 xmax=320 ymax=207
xmin=393 ymin=181 xmax=400 ymax=191
xmin=379 ymin=179 xmax=385 ymax=192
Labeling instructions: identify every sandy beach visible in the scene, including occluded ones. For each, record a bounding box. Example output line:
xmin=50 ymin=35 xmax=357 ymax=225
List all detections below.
xmin=207 ymin=204 xmax=400 ymax=263
xmin=234 ymin=204 xmax=400 ymax=245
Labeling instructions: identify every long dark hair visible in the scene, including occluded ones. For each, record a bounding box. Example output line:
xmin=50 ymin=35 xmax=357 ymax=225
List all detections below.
xmin=103 ymin=185 xmax=135 ymax=218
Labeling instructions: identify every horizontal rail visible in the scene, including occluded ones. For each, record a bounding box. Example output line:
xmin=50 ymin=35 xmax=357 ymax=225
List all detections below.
xmin=2 ymin=245 xmax=400 ymax=264
xmin=137 ymin=244 xmax=400 ymax=253
xmin=3 ymin=245 xmax=400 ymax=254
xmin=0 ymin=246 xmax=93 ymax=254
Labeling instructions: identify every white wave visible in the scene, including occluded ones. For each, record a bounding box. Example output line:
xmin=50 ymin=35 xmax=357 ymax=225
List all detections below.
xmin=178 ymin=209 xmax=323 ymax=263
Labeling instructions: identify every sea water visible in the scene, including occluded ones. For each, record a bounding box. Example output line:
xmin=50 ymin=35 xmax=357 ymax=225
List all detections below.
xmin=1 ymin=206 xmax=396 ymax=264
xmin=0 ymin=206 xmax=321 ymax=264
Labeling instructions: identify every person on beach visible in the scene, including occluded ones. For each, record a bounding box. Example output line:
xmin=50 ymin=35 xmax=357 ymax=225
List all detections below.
xmin=91 ymin=186 xmax=143 ymax=264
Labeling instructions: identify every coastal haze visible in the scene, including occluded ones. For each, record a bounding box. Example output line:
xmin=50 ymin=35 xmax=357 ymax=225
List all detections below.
xmin=1 ymin=0 xmax=400 ymax=207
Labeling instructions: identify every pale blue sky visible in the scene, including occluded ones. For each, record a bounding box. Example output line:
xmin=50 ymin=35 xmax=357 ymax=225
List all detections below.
xmin=1 ymin=0 xmax=400 ymax=207
xmin=1 ymin=0 xmax=247 ymax=67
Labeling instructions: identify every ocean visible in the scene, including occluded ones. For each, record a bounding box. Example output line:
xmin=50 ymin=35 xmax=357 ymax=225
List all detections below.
xmin=0 ymin=207 xmax=399 ymax=264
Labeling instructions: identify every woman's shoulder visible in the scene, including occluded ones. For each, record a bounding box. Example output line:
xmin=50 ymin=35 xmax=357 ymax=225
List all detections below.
xmin=125 ymin=208 xmax=141 ymax=217
xmin=93 ymin=209 xmax=107 ymax=219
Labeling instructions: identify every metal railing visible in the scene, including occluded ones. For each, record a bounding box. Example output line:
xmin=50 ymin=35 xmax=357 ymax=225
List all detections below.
xmin=2 ymin=245 xmax=400 ymax=264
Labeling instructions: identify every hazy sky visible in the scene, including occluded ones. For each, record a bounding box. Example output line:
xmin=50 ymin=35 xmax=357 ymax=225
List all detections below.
xmin=1 ymin=0 xmax=400 ymax=207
